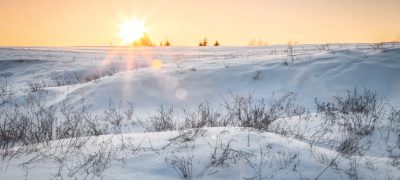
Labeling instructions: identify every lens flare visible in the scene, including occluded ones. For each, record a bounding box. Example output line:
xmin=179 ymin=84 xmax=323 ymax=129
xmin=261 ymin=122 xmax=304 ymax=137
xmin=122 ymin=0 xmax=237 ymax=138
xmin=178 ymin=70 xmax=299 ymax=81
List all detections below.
xmin=151 ymin=60 xmax=162 ymax=69
xmin=175 ymin=88 xmax=188 ymax=100
xmin=119 ymin=17 xmax=148 ymax=44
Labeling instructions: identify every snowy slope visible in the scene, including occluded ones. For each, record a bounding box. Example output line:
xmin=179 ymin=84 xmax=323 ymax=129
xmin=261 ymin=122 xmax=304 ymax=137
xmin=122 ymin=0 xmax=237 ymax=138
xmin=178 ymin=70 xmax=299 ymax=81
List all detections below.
xmin=1 ymin=45 xmax=400 ymax=113
xmin=1 ymin=43 xmax=400 ymax=179
xmin=1 ymin=127 xmax=398 ymax=180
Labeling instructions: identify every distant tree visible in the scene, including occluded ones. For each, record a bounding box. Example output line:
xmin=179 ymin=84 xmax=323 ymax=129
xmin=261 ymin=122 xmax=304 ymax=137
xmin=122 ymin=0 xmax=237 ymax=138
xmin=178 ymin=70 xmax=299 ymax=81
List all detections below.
xmin=286 ymin=41 xmax=298 ymax=61
xmin=258 ymin=39 xmax=268 ymax=46
xmin=258 ymin=39 xmax=263 ymax=46
xmin=199 ymin=40 xmax=205 ymax=46
xmin=203 ymin=37 xmax=208 ymax=46
xmin=248 ymin=38 xmax=256 ymax=46
xmin=214 ymin=41 xmax=220 ymax=46
xmin=165 ymin=40 xmax=171 ymax=46
xmin=248 ymin=38 xmax=267 ymax=46
xmin=131 ymin=33 xmax=154 ymax=46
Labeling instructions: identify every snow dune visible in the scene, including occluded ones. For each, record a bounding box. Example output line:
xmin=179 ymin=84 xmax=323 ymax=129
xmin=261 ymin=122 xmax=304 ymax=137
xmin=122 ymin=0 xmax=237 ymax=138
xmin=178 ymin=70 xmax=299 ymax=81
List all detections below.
xmin=1 ymin=45 xmax=400 ymax=112
xmin=1 ymin=44 xmax=400 ymax=179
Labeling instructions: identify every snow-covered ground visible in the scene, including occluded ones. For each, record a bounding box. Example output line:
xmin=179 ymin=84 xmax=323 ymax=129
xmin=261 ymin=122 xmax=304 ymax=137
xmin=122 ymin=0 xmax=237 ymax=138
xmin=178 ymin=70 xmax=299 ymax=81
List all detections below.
xmin=1 ymin=43 xmax=400 ymax=179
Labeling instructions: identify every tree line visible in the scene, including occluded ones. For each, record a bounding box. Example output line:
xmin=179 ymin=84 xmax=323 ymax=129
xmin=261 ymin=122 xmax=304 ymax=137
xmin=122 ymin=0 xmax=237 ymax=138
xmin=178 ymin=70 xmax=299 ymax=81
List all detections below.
xmin=130 ymin=34 xmax=220 ymax=47
xmin=129 ymin=34 xmax=271 ymax=47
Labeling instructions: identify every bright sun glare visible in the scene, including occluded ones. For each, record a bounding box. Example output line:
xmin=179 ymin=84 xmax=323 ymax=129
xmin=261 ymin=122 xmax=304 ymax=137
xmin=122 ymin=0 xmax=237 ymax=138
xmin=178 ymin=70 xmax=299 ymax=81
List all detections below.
xmin=119 ymin=17 xmax=148 ymax=44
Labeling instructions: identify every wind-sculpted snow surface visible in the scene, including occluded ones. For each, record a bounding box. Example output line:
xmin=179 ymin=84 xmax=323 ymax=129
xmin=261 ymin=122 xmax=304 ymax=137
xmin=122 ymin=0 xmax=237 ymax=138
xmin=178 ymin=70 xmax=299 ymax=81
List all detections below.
xmin=1 ymin=127 xmax=399 ymax=180
xmin=1 ymin=45 xmax=400 ymax=112
xmin=0 ymin=44 xmax=400 ymax=179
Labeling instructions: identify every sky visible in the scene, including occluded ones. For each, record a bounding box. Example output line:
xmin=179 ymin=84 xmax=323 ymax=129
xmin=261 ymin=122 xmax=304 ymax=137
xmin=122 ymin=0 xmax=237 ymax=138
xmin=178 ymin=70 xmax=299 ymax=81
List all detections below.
xmin=1 ymin=0 xmax=400 ymax=46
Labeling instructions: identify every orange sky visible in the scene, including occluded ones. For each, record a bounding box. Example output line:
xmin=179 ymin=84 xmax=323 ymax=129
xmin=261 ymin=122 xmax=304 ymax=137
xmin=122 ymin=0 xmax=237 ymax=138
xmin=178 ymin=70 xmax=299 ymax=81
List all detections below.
xmin=1 ymin=0 xmax=399 ymax=46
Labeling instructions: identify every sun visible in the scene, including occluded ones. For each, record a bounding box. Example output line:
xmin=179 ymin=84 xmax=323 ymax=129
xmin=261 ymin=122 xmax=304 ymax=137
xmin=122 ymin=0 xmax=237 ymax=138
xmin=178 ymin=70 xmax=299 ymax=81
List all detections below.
xmin=119 ymin=17 xmax=148 ymax=44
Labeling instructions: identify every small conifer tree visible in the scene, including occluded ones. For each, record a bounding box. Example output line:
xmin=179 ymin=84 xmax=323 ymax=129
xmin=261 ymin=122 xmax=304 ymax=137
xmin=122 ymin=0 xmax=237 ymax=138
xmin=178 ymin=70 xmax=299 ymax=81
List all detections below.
xmin=203 ymin=37 xmax=208 ymax=46
xmin=165 ymin=40 xmax=170 ymax=46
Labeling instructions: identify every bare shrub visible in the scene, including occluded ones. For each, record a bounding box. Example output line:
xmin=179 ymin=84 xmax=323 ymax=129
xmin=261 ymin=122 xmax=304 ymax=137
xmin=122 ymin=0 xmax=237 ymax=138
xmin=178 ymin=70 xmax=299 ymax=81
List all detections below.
xmin=314 ymin=153 xmax=341 ymax=180
xmin=26 ymin=80 xmax=47 ymax=92
xmin=57 ymin=97 xmax=134 ymax=138
xmin=56 ymin=96 xmax=105 ymax=140
xmin=182 ymin=102 xmax=221 ymax=129
xmin=67 ymin=144 xmax=114 ymax=179
xmin=335 ymin=88 xmax=380 ymax=115
xmin=301 ymin=47 xmax=312 ymax=60
xmin=337 ymin=134 xmax=362 ymax=156
xmin=286 ymin=41 xmax=297 ymax=62
xmin=244 ymin=145 xmax=270 ymax=180
xmin=174 ymin=55 xmax=183 ymax=69
xmin=370 ymin=42 xmax=385 ymax=49
xmin=385 ymin=107 xmax=400 ymax=150
xmin=314 ymin=87 xmax=384 ymax=157
xmin=0 ymin=72 xmax=13 ymax=88
xmin=166 ymin=155 xmax=194 ymax=180
xmin=0 ymin=141 xmax=25 ymax=161
xmin=282 ymin=59 xmax=289 ymax=66
xmin=52 ymin=68 xmax=118 ymax=86
xmin=224 ymin=95 xmax=269 ymax=129
xmin=345 ymin=157 xmax=360 ymax=180
xmin=0 ymin=92 xmax=57 ymax=146
xmin=315 ymin=88 xmax=383 ymax=136
xmin=223 ymin=93 xmax=301 ymax=132
xmin=148 ymin=105 xmax=176 ymax=132
xmin=169 ymin=128 xmax=207 ymax=145
xmin=253 ymin=70 xmax=261 ymax=80
xmin=102 ymin=98 xmax=134 ymax=134
xmin=0 ymin=89 xmax=135 ymax=163
xmin=317 ymin=44 xmax=331 ymax=51
xmin=0 ymin=72 xmax=13 ymax=105
xmin=224 ymin=64 xmax=233 ymax=69
xmin=162 ymin=128 xmax=207 ymax=150
xmin=388 ymin=107 xmax=400 ymax=129
xmin=200 ymin=137 xmax=252 ymax=176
